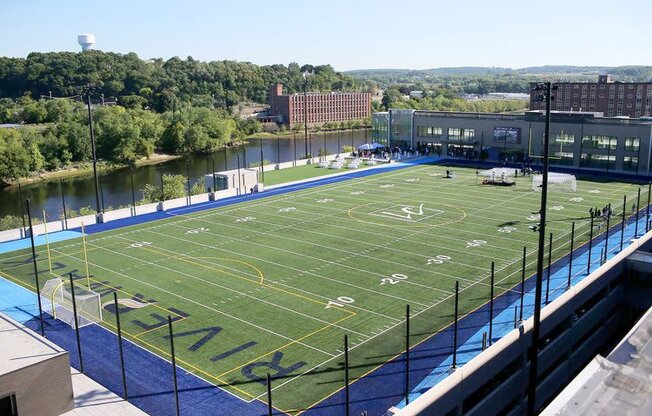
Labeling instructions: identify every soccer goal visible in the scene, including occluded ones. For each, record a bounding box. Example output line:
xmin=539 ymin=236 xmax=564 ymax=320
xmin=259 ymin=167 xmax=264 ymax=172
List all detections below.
xmin=532 ymin=173 xmax=577 ymax=192
xmin=40 ymin=277 xmax=103 ymax=328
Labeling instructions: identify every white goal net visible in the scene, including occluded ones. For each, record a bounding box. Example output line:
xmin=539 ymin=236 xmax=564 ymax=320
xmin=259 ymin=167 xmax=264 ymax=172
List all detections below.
xmin=532 ymin=173 xmax=577 ymax=192
xmin=478 ymin=167 xmax=518 ymax=179
xmin=40 ymin=277 xmax=103 ymax=328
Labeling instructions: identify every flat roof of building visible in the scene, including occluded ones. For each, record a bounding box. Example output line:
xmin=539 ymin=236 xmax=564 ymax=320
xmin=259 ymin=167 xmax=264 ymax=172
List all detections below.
xmin=0 ymin=312 xmax=67 ymax=376
xmin=542 ymin=306 xmax=652 ymax=416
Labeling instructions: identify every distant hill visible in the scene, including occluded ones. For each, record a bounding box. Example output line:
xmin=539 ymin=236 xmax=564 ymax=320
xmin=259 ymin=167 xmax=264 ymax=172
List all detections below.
xmin=346 ymin=65 xmax=652 ymax=82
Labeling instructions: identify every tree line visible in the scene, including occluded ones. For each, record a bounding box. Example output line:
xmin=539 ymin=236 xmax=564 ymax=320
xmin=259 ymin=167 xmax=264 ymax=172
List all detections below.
xmin=0 ymin=51 xmax=365 ymax=111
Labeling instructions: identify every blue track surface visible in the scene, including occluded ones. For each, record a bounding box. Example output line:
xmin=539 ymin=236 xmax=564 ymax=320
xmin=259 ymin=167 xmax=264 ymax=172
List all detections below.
xmin=0 ymin=230 xmax=83 ymax=253
xmin=1 ymin=158 xmax=647 ymax=416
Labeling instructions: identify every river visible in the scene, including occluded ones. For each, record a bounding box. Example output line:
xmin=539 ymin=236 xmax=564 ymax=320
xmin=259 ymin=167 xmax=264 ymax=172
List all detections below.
xmin=0 ymin=130 xmax=371 ymax=219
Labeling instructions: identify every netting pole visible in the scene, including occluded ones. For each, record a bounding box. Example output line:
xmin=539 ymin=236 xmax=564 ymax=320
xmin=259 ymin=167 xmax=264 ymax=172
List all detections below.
xmin=405 ymin=304 xmax=410 ymax=405
xmin=266 ymin=373 xmax=273 ymax=416
xmin=277 ymin=137 xmax=280 ymax=164
xmin=520 ymin=247 xmax=526 ymax=321
xmin=604 ymin=204 xmax=611 ymax=263
xmin=168 ymin=316 xmax=180 ymax=416
xmin=69 ymin=273 xmax=84 ymax=373
xmin=27 ymin=199 xmax=45 ymax=336
xmin=635 ymin=188 xmax=641 ymax=237
xmin=337 ymin=130 xmax=341 ymax=153
xmin=344 ymin=334 xmax=350 ymax=416
xmin=568 ymin=222 xmax=575 ymax=288
xmin=185 ymin=161 xmax=191 ymax=206
xmin=482 ymin=332 xmax=487 ymax=351
xmin=489 ymin=261 xmax=495 ymax=346
xmin=293 ymin=135 xmax=297 ymax=166
xmin=600 ymin=248 xmax=604 ymax=265
xmin=211 ymin=155 xmax=216 ymax=190
xmin=113 ymin=292 xmax=128 ymax=400
xmin=452 ymin=281 xmax=459 ymax=368
xmin=587 ymin=216 xmax=594 ymax=275
xmin=42 ymin=211 xmax=53 ymax=274
xmin=514 ymin=305 xmax=518 ymax=329
xmin=223 ymin=148 xmax=228 ymax=171
xmin=81 ymin=222 xmax=91 ymax=290
xmin=60 ymin=180 xmax=68 ymax=230
xmin=621 ymin=195 xmax=627 ymax=251
xmin=237 ymin=153 xmax=242 ymax=195
xmin=18 ymin=182 xmax=27 ymax=234
xmin=647 ymin=183 xmax=651 ymax=233
xmin=159 ymin=164 xmax=165 ymax=202
xmin=545 ymin=233 xmax=552 ymax=304
xmin=260 ymin=139 xmax=265 ymax=183
xmin=130 ymin=167 xmax=136 ymax=216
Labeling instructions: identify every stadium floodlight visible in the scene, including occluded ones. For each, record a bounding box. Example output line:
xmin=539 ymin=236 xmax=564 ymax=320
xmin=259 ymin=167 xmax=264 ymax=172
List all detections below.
xmin=527 ymin=81 xmax=556 ymax=416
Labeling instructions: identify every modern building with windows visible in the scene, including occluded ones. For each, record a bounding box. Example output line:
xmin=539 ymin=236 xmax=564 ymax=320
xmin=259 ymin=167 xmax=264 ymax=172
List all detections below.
xmin=372 ymin=109 xmax=652 ymax=175
xmin=529 ymin=75 xmax=652 ymax=118
xmin=268 ymin=83 xmax=371 ymax=128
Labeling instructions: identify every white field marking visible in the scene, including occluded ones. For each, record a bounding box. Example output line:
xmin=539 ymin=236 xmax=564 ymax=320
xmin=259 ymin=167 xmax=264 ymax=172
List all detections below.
xmin=498 ymin=226 xmax=518 ymax=233
xmin=143 ymin=224 xmax=430 ymax=312
xmin=163 ymin=209 xmax=460 ymax=294
xmin=588 ymin=189 xmax=601 ymax=193
xmin=49 ymin=245 xmax=336 ymax=358
xmin=350 ymin=191 xmax=365 ymax=195
xmin=256 ymin=228 xmax=544 ymax=399
xmin=163 ymin=214 xmax=456 ymax=295
xmin=316 ymin=198 xmax=334 ymax=203
xmin=570 ymin=197 xmax=584 ymax=202
xmin=109 ymin=234 xmax=368 ymax=338
xmin=234 ymin=216 xmax=256 ymax=222
xmin=277 ymin=207 xmax=296 ymax=212
xmin=243 ymin=202 xmax=509 ymax=264
xmin=551 ymin=205 xmax=564 ymax=211
xmin=249 ymin=197 xmax=525 ymax=259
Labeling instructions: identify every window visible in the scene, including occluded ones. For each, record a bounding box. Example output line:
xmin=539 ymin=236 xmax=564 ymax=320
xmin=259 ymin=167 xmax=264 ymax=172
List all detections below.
xmin=550 ymin=152 xmax=574 ymax=166
xmin=623 ymin=156 xmax=639 ymax=171
xmin=448 ymin=128 xmax=475 ymax=141
xmin=581 ymin=153 xmax=616 ymax=170
xmin=0 ymin=394 xmax=17 ymax=416
xmin=582 ymin=135 xmax=617 ymax=150
xmin=624 ymin=137 xmax=640 ymax=152
xmin=417 ymin=126 xmax=443 ymax=138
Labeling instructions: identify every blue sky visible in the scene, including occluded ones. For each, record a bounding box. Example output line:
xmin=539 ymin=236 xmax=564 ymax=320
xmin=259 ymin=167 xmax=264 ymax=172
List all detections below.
xmin=3 ymin=0 xmax=651 ymax=71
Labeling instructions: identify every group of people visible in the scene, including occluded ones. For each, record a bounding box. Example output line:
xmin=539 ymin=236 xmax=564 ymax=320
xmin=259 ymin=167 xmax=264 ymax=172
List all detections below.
xmin=589 ymin=205 xmax=612 ymax=219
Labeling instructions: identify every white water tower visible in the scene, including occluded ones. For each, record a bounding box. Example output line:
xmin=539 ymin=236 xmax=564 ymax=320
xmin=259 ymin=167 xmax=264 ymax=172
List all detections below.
xmin=78 ymin=34 xmax=96 ymax=51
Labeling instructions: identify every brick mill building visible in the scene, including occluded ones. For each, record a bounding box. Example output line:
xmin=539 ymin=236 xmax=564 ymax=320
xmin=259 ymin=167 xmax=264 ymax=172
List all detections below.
xmin=269 ymin=83 xmax=371 ymax=128
xmin=529 ymin=75 xmax=652 ymax=118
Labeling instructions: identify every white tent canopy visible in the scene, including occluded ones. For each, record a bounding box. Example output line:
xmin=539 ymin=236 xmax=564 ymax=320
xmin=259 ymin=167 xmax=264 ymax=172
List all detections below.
xmin=358 ymin=142 xmax=386 ymax=150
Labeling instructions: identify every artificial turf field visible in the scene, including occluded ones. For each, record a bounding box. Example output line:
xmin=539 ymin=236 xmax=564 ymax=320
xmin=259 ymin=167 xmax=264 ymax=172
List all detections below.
xmin=0 ymin=163 xmax=644 ymax=414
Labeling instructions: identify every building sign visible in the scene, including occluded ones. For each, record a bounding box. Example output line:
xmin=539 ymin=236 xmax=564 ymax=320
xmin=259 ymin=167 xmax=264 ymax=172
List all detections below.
xmin=493 ymin=127 xmax=521 ymax=144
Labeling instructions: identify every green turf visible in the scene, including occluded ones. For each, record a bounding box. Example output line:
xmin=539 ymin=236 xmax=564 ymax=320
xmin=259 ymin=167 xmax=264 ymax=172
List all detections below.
xmin=261 ymin=162 xmax=368 ymax=186
xmin=0 ymin=164 xmax=643 ymax=414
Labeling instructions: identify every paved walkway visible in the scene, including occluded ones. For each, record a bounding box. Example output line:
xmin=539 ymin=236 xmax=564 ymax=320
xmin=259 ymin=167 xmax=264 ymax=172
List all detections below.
xmin=64 ymin=370 xmax=148 ymax=416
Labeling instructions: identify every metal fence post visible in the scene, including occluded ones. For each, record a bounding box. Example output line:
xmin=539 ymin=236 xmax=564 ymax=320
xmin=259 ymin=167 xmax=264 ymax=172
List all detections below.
xmin=587 ymin=216 xmax=594 ymax=274
xmin=568 ymin=222 xmax=575 ymax=288
xmin=545 ymin=233 xmax=552 ymax=304
xmin=69 ymin=273 xmax=83 ymax=373
xmin=26 ymin=199 xmax=45 ymax=336
xmin=452 ymin=281 xmax=459 ymax=368
xmin=344 ymin=334 xmax=350 ymax=416
xmin=114 ymin=292 xmax=128 ymax=400
xmin=405 ymin=304 xmax=410 ymax=405
xmin=621 ymin=195 xmax=627 ymax=251
xmin=267 ymin=373 xmax=273 ymax=416
xmin=168 ymin=316 xmax=180 ymax=416
xmin=520 ymin=246 xmax=526 ymax=321
xmin=489 ymin=262 xmax=495 ymax=345
xmin=635 ymin=188 xmax=641 ymax=237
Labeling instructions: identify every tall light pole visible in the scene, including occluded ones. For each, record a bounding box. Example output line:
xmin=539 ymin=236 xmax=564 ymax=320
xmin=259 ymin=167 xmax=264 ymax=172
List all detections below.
xmin=83 ymin=84 xmax=101 ymax=218
xmin=527 ymin=82 xmax=555 ymax=416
